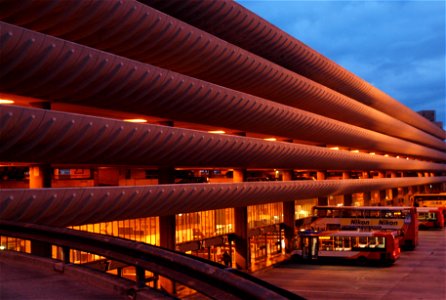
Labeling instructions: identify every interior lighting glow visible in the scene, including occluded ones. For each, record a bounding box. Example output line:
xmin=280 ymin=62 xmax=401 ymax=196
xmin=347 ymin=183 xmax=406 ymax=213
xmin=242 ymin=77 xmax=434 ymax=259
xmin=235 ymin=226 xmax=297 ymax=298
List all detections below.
xmin=369 ymin=152 xmax=376 ymax=155
xmin=208 ymin=130 xmax=226 ymax=134
xmin=396 ymin=156 xmax=400 ymax=159
xmin=123 ymin=118 xmax=147 ymax=123
xmin=384 ymin=154 xmax=389 ymax=157
xmin=329 ymin=147 xmax=339 ymax=150
xmin=351 ymin=150 xmax=359 ymax=153
xmin=264 ymin=137 xmax=277 ymax=141
xmin=0 ymin=99 xmax=14 ymax=104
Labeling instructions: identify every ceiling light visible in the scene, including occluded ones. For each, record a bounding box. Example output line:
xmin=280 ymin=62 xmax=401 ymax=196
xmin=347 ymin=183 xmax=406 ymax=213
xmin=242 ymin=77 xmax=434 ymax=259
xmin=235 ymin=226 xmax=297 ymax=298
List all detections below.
xmin=208 ymin=130 xmax=226 ymax=134
xmin=0 ymin=99 xmax=14 ymax=104
xmin=264 ymin=137 xmax=277 ymax=141
xmin=123 ymin=119 xmax=147 ymax=123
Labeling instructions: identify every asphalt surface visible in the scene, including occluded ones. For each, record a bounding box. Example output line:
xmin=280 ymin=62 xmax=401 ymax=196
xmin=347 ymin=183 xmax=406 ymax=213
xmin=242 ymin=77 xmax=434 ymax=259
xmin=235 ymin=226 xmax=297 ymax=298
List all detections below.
xmin=0 ymin=262 xmax=125 ymax=300
xmin=255 ymin=230 xmax=446 ymax=300
xmin=1 ymin=230 xmax=444 ymax=300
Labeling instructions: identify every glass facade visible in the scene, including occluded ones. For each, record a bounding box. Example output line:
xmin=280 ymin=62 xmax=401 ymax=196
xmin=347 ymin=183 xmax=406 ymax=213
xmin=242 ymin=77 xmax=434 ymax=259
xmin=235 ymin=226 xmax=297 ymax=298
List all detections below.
xmin=176 ymin=208 xmax=234 ymax=243
xmin=295 ymin=198 xmax=317 ymax=219
xmin=0 ymin=236 xmax=30 ymax=253
xmin=71 ymin=217 xmax=160 ymax=246
xmin=248 ymin=202 xmax=283 ymax=229
xmin=248 ymin=202 xmax=285 ymax=265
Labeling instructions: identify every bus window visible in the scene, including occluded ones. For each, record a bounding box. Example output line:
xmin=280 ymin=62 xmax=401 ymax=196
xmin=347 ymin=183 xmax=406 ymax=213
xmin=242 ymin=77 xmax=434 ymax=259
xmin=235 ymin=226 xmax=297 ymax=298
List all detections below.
xmin=369 ymin=210 xmax=380 ymax=218
xmin=344 ymin=237 xmax=351 ymax=250
xmin=359 ymin=237 xmax=368 ymax=248
xmin=376 ymin=237 xmax=385 ymax=248
xmin=321 ymin=237 xmax=333 ymax=251
xmin=384 ymin=211 xmax=394 ymax=218
xmin=350 ymin=210 xmax=361 ymax=218
xmin=369 ymin=237 xmax=378 ymax=248
xmin=335 ymin=236 xmax=343 ymax=250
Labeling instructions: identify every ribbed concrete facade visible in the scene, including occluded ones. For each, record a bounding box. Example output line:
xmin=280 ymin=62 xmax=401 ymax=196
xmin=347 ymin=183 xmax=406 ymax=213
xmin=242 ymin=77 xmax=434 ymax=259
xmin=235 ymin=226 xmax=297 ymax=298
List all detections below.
xmin=1 ymin=0 xmax=445 ymax=272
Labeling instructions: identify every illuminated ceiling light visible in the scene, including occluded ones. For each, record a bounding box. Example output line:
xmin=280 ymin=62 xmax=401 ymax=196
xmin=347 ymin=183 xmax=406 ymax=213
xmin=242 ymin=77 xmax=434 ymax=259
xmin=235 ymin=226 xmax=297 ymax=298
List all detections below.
xmin=369 ymin=152 xmax=375 ymax=155
xmin=396 ymin=156 xmax=400 ymax=159
xmin=384 ymin=154 xmax=389 ymax=157
xmin=351 ymin=150 xmax=359 ymax=153
xmin=208 ymin=130 xmax=226 ymax=134
xmin=406 ymin=157 xmax=409 ymax=160
xmin=329 ymin=147 xmax=339 ymax=150
xmin=264 ymin=137 xmax=277 ymax=141
xmin=0 ymin=99 xmax=14 ymax=104
xmin=123 ymin=118 xmax=147 ymax=123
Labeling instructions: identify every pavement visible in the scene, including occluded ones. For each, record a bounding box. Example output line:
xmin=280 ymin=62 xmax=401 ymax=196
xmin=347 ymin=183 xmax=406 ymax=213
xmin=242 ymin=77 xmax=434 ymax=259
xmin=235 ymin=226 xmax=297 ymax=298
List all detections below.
xmin=0 ymin=251 xmax=174 ymax=300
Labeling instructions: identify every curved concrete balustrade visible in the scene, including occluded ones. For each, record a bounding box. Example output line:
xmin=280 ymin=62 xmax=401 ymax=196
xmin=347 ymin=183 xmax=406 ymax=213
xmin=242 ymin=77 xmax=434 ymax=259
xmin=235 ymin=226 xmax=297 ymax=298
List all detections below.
xmin=1 ymin=177 xmax=445 ymax=227
xmin=142 ymin=0 xmax=446 ymax=140
xmin=2 ymin=106 xmax=446 ymax=169
xmin=0 ymin=222 xmax=302 ymax=300
xmin=0 ymin=24 xmax=445 ymax=157
xmin=0 ymin=7 xmax=444 ymax=148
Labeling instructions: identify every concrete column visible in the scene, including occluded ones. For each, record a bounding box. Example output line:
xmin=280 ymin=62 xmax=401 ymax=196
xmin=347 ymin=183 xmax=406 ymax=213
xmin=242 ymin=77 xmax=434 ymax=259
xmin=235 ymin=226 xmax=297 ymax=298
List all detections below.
xmin=282 ymin=170 xmax=294 ymax=253
xmin=363 ymin=191 xmax=372 ymax=206
xmin=342 ymin=172 xmax=353 ymax=206
xmin=29 ymin=164 xmax=52 ymax=257
xmin=389 ymin=172 xmax=399 ymax=205
xmin=233 ymin=169 xmax=250 ymax=270
xmin=417 ymin=172 xmax=426 ymax=193
xmin=158 ymin=167 xmax=176 ymax=294
xmin=376 ymin=171 xmax=387 ymax=206
xmin=403 ymin=186 xmax=412 ymax=206
xmin=29 ymin=101 xmax=53 ymax=257
xmin=317 ymin=171 xmax=328 ymax=206
xmin=29 ymin=165 xmax=52 ymax=188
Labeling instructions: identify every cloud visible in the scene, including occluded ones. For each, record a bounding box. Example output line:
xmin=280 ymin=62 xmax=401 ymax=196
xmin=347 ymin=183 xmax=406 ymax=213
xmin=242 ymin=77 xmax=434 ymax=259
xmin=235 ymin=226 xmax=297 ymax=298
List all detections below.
xmin=238 ymin=0 xmax=446 ymax=129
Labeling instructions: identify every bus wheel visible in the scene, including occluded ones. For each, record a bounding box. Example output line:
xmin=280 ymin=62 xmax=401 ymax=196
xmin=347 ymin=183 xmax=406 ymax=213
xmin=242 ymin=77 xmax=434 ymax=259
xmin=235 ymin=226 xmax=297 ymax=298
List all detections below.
xmin=356 ymin=257 xmax=367 ymax=266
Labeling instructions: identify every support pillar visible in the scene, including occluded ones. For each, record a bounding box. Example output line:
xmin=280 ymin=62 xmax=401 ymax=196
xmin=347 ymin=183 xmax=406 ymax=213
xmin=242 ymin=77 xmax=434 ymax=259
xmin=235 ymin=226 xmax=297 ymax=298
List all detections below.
xmin=29 ymin=164 xmax=52 ymax=257
xmin=282 ymin=170 xmax=295 ymax=253
xmin=342 ymin=172 xmax=353 ymax=206
xmin=417 ymin=172 xmax=426 ymax=193
xmin=377 ymin=171 xmax=387 ymax=206
xmin=361 ymin=172 xmax=372 ymax=206
xmin=233 ymin=169 xmax=249 ymax=270
xmin=363 ymin=192 xmax=372 ymax=206
xmin=389 ymin=171 xmax=399 ymax=205
xmin=158 ymin=167 xmax=176 ymax=294
xmin=317 ymin=171 xmax=328 ymax=206
xmin=29 ymin=165 xmax=52 ymax=189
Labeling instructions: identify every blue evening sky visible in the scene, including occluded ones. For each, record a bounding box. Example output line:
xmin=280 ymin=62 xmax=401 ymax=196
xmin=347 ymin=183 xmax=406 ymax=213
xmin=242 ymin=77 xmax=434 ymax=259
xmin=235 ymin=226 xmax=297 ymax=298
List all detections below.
xmin=237 ymin=0 xmax=446 ymax=130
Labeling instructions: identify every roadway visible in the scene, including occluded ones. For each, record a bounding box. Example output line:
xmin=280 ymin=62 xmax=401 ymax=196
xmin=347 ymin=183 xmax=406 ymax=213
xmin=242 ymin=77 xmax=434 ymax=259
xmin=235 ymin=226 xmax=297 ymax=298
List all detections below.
xmin=254 ymin=230 xmax=446 ymax=299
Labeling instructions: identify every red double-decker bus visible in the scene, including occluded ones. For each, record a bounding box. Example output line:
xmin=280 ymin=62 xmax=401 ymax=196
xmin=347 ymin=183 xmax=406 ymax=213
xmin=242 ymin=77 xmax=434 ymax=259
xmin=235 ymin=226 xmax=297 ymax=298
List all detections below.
xmin=300 ymin=206 xmax=418 ymax=250
xmin=413 ymin=193 xmax=446 ymax=208
xmin=417 ymin=207 xmax=445 ymax=230
xmin=413 ymin=193 xmax=446 ymax=228
xmin=292 ymin=230 xmax=400 ymax=266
